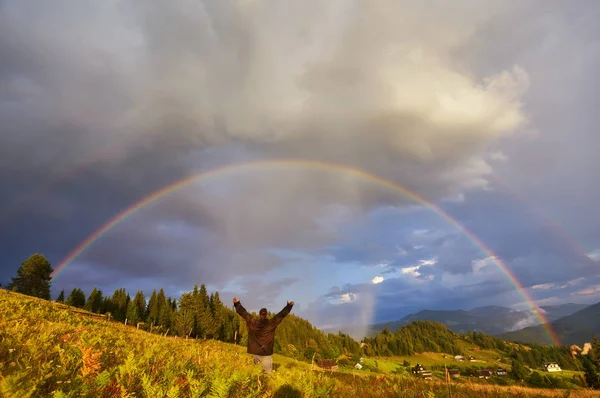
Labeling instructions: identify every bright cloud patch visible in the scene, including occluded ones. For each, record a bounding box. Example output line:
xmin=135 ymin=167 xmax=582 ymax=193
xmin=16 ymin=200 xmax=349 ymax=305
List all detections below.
xmin=401 ymin=258 xmax=438 ymax=278
xmin=531 ymin=283 xmax=555 ymax=290
xmin=587 ymin=250 xmax=600 ymax=262
xmin=419 ymin=258 xmax=438 ymax=266
xmin=372 ymin=276 xmax=384 ymax=284
xmin=531 ymin=277 xmax=585 ymax=291
xmin=576 ymin=285 xmax=600 ymax=296
xmin=472 ymin=256 xmax=496 ymax=273
xmin=559 ymin=277 xmax=585 ymax=289
xmin=401 ymin=266 xmax=421 ymax=277
xmin=340 ymin=293 xmax=358 ymax=303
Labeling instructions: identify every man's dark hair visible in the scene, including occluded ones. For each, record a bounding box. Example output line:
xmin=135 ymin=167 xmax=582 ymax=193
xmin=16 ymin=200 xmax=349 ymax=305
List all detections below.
xmin=259 ymin=308 xmax=268 ymax=315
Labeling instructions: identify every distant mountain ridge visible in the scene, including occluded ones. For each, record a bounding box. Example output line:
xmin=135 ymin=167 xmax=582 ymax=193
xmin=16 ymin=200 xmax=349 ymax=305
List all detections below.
xmin=500 ymin=301 xmax=600 ymax=345
xmin=539 ymin=303 xmax=591 ymax=322
xmin=325 ymin=303 xmax=589 ymax=340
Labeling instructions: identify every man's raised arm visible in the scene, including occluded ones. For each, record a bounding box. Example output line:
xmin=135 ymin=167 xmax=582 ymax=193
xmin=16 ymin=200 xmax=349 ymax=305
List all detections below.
xmin=233 ymin=297 xmax=252 ymax=323
xmin=271 ymin=301 xmax=294 ymax=326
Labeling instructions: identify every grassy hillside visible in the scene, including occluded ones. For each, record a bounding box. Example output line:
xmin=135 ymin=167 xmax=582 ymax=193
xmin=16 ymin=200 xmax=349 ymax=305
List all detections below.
xmin=2 ymin=290 xmax=600 ymax=397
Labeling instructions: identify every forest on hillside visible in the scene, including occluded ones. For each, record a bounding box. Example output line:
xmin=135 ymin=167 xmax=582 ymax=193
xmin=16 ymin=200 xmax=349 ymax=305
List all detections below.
xmin=5 ymin=253 xmax=600 ymax=390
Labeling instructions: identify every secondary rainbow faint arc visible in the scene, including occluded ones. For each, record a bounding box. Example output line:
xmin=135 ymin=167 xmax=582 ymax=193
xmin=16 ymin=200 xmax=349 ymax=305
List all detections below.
xmin=488 ymin=175 xmax=597 ymax=268
xmin=51 ymin=159 xmax=562 ymax=346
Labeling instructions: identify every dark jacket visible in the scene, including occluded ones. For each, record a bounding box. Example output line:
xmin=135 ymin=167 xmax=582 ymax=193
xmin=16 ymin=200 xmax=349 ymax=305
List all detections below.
xmin=234 ymin=301 xmax=292 ymax=356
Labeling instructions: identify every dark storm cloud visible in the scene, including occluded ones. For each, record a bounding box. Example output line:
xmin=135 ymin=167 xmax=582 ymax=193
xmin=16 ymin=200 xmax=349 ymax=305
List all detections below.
xmin=1 ymin=0 xmax=599 ymax=328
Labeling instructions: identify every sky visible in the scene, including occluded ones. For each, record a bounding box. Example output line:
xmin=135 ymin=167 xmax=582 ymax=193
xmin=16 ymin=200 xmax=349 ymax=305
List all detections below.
xmin=1 ymin=0 xmax=599 ymax=333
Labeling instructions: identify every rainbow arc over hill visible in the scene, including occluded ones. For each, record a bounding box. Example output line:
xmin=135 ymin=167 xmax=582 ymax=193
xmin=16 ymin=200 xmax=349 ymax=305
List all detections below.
xmin=52 ymin=159 xmax=561 ymax=346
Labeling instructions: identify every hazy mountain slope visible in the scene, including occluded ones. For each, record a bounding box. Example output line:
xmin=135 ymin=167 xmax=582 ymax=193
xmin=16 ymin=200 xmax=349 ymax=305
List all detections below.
xmin=327 ymin=307 xmax=531 ymax=338
xmin=325 ymin=303 xmax=590 ymax=340
xmin=500 ymin=301 xmax=600 ymax=345
xmin=540 ymin=303 xmax=589 ymax=322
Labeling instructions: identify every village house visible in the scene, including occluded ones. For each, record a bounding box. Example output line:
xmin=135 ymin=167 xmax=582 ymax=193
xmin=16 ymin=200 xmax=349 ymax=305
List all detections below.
xmin=544 ymin=363 xmax=562 ymax=372
xmin=468 ymin=355 xmax=476 ymax=361
xmin=412 ymin=364 xmax=432 ymax=380
xmin=477 ymin=369 xmax=493 ymax=379
xmin=496 ymin=368 xmax=507 ymax=377
xmin=317 ymin=359 xmax=338 ymax=371
xmin=412 ymin=364 xmax=426 ymax=374
xmin=448 ymin=368 xmax=460 ymax=378
xmin=354 ymin=363 xmax=363 ymax=370
xmin=454 ymin=355 xmax=464 ymax=361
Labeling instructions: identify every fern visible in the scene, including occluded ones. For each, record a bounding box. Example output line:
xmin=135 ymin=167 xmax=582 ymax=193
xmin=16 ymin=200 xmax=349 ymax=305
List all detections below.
xmin=94 ymin=369 xmax=112 ymax=388
xmin=1 ymin=373 xmax=36 ymax=398
xmin=208 ymin=375 xmax=230 ymax=398
xmin=141 ymin=372 xmax=162 ymax=397
xmin=166 ymin=384 xmax=181 ymax=398
xmin=1 ymin=290 xmax=592 ymax=397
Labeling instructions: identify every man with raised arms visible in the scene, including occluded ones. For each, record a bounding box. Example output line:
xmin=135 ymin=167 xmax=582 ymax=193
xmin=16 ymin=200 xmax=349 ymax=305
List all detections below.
xmin=232 ymin=297 xmax=294 ymax=374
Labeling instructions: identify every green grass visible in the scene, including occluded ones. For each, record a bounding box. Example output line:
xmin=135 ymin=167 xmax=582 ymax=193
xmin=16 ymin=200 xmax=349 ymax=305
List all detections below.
xmin=2 ymin=289 xmax=599 ymax=398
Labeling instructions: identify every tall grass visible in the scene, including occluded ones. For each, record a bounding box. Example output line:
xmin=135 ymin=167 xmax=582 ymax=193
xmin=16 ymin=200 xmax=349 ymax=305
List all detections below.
xmin=1 ymin=290 xmax=599 ymax=397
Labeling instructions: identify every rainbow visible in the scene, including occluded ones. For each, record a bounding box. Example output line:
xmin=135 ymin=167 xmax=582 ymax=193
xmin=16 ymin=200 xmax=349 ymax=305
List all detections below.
xmin=51 ymin=159 xmax=561 ymax=345
xmin=489 ymin=175 xmax=597 ymax=268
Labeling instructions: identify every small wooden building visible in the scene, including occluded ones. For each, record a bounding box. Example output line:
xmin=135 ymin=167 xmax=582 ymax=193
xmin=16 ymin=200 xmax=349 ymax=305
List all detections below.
xmin=412 ymin=364 xmax=432 ymax=380
xmin=317 ymin=359 xmax=338 ymax=371
xmin=544 ymin=362 xmax=562 ymax=372
xmin=477 ymin=369 xmax=493 ymax=379
xmin=448 ymin=368 xmax=460 ymax=378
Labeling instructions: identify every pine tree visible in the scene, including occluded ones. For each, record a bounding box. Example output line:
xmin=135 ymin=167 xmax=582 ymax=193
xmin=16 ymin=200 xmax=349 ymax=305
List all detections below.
xmin=592 ymin=335 xmax=600 ymax=365
xmin=201 ymin=286 xmax=216 ymax=338
xmin=191 ymin=285 xmax=200 ymax=336
xmin=193 ymin=284 xmax=213 ymax=338
xmin=8 ymin=254 xmax=54 ymax=299
xmin=583 ymin=357 xmax=600 ymax=389
xmin=510 ymin=359 xmax=528 ymax=381
xmin=126 ymin=300 xmax=140 ymax=325
xmin=84 ymin=288 xmax=103 ymax=313
xmin=209 ymin=291 xmax=225 ymax=340
xmin=111 ymin=288 xmax=129 ymax=321
xmin=159 ymin=298 xmax=172 ymax=330
xmin=102 ymin=296 xmax=113 ymax=316
xmin=66 ymin=288 xmax=86 ymax=308
xmin=147 ymin=290 xmax=158 ymax=325
xmin=56 ymin=289 xmax=65 ymax=303
xmin=156 ymin=289 xmax=167 ymax=326
xmin=129 ymin=291 xmax=146 ymax=323
xmin=175 ymin=292 xmax=195 ymax=337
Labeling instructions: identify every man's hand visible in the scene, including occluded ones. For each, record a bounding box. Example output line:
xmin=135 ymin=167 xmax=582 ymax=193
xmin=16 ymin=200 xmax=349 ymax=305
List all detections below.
xmin=287 ymin=301 xmax=294 ymax=306
xmin=233 ymin=297 xmax=240 ymax=304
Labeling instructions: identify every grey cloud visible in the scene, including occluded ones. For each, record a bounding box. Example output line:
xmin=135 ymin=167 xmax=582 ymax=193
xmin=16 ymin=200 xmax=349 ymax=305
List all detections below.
xmin=231 ymin=277 xmax=299 ymax=311
xmin=458 ymin=0 xmax=600 ymax=252
xmin=1 ymin=0 xmax=599 ymax=327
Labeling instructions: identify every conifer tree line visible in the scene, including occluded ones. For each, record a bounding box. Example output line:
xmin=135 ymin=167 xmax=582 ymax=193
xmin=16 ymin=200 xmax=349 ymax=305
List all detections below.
xmin=4 ymin=254 xmax=361 ymax=362
xmin=4 ymin=253 xmax=600 ymax=388
xmin=362 ymin=321 xmax=462 ymax=357
xmin=53 ymin=283 xmax=363 ymax=361
xmin=55 ymin=284 xmax=236 ymax=340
